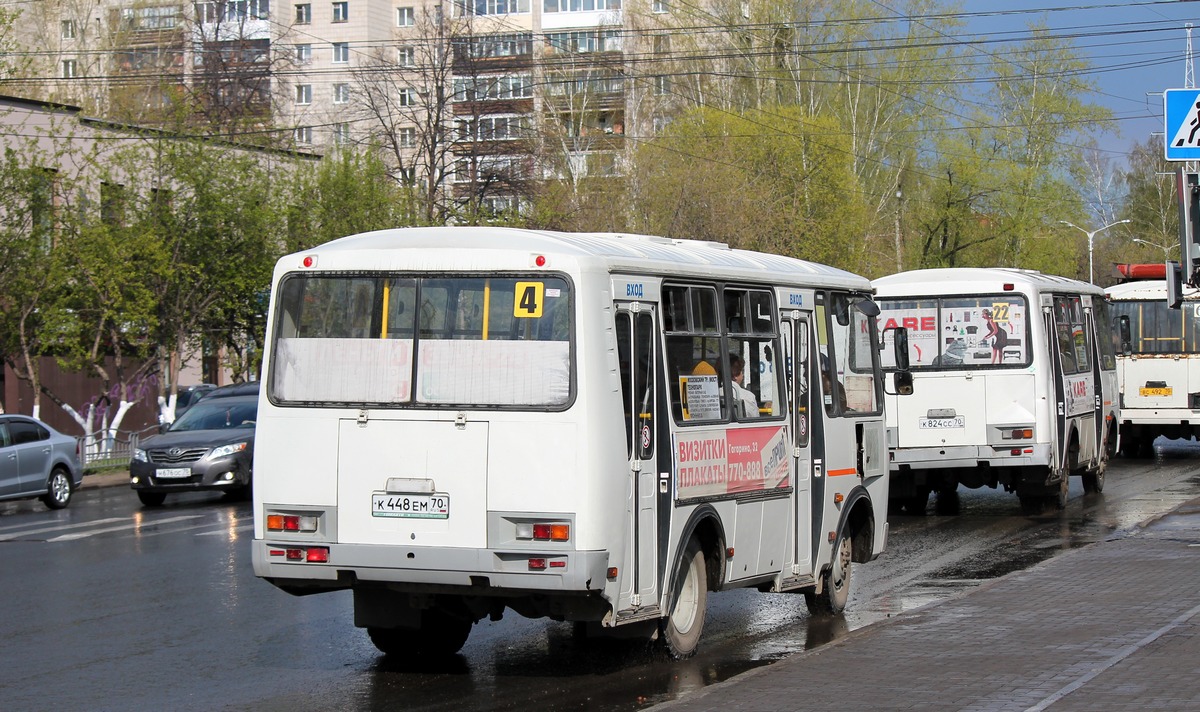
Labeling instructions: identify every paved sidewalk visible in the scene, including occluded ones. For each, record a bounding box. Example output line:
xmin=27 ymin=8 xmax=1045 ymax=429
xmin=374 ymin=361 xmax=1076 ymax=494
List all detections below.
xmin=653 ymin=499 xmax=1200 ymax=711
xmin=79 ymin=469 xmax=128 ymax=490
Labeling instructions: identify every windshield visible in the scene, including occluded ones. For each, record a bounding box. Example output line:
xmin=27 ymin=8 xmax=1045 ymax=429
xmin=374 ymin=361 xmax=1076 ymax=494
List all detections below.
xmin=878 ymin=294 xmax=1031 ymax=369
xmin=270 ymin=273 xmax=573 ymax=408
xmin=170 ymin=400 xmax=258 ymax=432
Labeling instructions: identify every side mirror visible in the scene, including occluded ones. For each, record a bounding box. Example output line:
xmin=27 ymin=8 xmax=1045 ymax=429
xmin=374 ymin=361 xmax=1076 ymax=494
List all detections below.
xmin=891 ymin=326 xmax=911 ymax=371
xmin=893 ymin=371 xmax=914 ymax=396
xmin=1117 ymin=315 xmax=1132 ymax=356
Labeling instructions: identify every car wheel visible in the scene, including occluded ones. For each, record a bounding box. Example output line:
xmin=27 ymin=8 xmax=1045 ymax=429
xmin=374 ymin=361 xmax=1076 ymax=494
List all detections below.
xmin=41 ymin=468 xmax=73 ymax=510
xmin=137 ymin=491 xmax=167 ymax=507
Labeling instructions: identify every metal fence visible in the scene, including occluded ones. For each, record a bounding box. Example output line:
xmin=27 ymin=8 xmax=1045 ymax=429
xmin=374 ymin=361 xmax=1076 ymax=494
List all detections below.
xmin=79 ymin=427 xmax=154 ymax=470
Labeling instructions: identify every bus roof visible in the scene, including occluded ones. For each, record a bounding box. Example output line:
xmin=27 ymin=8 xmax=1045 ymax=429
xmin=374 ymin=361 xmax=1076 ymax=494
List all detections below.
xmin=873 ymin=267 xmax=1103 ymax=297
xmin=279 ymin=227 xmax=872 ymax=291
xmin=1105 ymin=279 xmax=1200 ymax=301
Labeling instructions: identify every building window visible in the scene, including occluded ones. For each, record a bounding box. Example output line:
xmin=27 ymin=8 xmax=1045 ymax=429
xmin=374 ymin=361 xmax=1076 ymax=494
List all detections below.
xmin=542 ymin=0 xmax=620 ymax=11
xmin=546 ymin=30 xmax=622 ymax=54
xmin=296 ymin=3 xmax=311 ymax=23
xmin=453 ymin=74 xmax=533 ymax=101
xmin=396 ymin=166 xmax=416 ymax=184
xmin=397 ymin=45 xmax=415 ymax=66
xmin=295 ymin=43 xmax=312 ymax=62
xmin=61 ymin=59 xmax=77 ymax=79
xmin=654 ymin=75 xmax=669 ymax=95
xmin=294 ymin=126 xmax=313 ymax=143
xmin=61 ymin=20 xmax=76 ymax=40
xmin=455 ymin=0 xmax=530 ymax=17
xmin=397 ymin=6 xmax=414 ymax=25
xmin=295 ymin=84 xmax=312 ymax=104
xmin=333 ymin=83 xmax=350 ymax=104
xmin=332 ymin=1 xmax=348 ymax=22
xmin=333 ymin=123 xmax=351 ymax=145
xmin=653 ymin=34 xmax=669 ymax=54
xmin=398 ymin=87 xmax=416 ymax=106
xmin=652 ymin=0 xmax=667 ymax=12
xmin=333 ymin=42 xmax=349 ymax=63
xmin=399 ymin=127 xmax=416 ymax=147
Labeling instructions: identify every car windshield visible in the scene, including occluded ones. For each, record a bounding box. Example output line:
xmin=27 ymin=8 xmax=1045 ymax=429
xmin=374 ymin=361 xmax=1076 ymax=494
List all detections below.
xmin=169 ymin=400 xmax=257 ymax=432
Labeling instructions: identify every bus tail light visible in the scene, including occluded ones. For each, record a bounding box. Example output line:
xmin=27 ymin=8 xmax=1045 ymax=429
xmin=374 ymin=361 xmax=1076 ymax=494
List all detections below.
xmin=266 ymin=512 xmax=319 ymax=533
xmin=528 ymin=557 xmax=566 ymax=571
xmin=283 ymin=547 xmax=329 ymax=563
xmin=1010 ymin=429 xmax=1033 ymax=440
xmin=516 ymin=521 xmax=570 ymax=542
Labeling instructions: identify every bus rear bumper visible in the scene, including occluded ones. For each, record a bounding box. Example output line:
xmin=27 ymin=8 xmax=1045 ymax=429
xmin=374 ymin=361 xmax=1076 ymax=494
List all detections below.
xmin=252 ymin=540 xmax=610 ymax=594
xmin=889 ymin=443 xmax=1052 ymax=470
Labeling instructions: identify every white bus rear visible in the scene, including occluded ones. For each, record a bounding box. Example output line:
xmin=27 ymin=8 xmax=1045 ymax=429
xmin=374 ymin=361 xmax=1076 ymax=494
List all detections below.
xmin=875 ymin=268 xmax=1117 ymax=515
xmin=1106 ymin=269 xmax=1200 ymax=456
xmin=251 ymin=227 xmax=908 ymax=659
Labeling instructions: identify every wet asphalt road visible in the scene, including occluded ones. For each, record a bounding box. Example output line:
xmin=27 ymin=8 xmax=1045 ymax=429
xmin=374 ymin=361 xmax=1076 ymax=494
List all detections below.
xmin=3 ymin=444 xmax=1200 ymax=712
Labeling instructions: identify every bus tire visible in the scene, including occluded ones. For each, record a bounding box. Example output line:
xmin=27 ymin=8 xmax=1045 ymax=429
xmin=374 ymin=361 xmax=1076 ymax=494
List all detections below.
xmin=1119 ymin=434 xmax=1142 ymax=458
xmin=661 ymin=540 xmax=707 ymax=659
xmin=934 ymin=487 xmax=961 ymax=515
xmin=367 ymin=608 xmax=472 ymax=658
xmin=903 ymin=487 xmax=930 ymax=516
xmin=1082 ymin=462 xmax=1105 ymax=495
xmin=1018 ymin=494 xmax=1045 ymax=515
xmin=805 ymin=529 xmax=852 ymax=617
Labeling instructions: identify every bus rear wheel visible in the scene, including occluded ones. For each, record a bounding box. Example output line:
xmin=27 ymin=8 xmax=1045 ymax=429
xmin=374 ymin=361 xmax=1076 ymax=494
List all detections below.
xmin=661 ymin=540 xmax=707 ymax=659
xmin=367 ymin=608 xmax=472 ymax=658
xmin=806 ymin=530 xmax=852 ymax=616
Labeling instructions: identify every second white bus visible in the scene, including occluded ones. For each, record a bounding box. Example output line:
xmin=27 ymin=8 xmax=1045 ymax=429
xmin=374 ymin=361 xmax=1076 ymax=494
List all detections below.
xmin=1106 ymin=266 xmax=1200 ymax=456
xmin=875 ymin=268 xmax=1118 ymax=515
xmin=250 ymin=227 xmax=909 ymax=660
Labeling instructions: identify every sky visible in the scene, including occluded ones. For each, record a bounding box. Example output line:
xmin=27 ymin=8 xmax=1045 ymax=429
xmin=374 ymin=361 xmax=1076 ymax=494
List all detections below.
xmin=947 ymin=0 xmax=1200 ymax=160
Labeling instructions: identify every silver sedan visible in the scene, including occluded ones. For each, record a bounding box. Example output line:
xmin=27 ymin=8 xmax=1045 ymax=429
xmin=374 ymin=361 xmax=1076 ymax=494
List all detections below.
xmin=0 ymin=415 xmax=83 ymax=509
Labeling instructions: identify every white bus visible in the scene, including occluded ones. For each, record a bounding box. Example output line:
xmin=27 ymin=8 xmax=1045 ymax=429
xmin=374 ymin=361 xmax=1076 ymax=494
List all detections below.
xmin=875 ymin=268 xmax=1118 ymax=515
xmin=250 ymin=227 xmax=910 ymax=660
xmin=1106 ymin=264 xmax=1200 ymax=457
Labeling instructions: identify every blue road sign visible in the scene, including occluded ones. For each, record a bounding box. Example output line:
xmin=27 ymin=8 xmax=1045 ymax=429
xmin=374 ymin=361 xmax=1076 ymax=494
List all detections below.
xmin=1166 ymin=89 xmax=1200 ymax=160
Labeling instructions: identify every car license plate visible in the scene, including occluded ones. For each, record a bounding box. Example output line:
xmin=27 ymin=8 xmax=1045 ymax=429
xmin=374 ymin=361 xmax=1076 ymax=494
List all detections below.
xmin=1139 ymin=387 xmax=1172 ymax=397
xmin=919 ymin=416 xmax=965 ymax=429
xmin=156 ymin=467 xmax=192 ymax=479
xmin=372 ymin=493 xmax=450 ymax=519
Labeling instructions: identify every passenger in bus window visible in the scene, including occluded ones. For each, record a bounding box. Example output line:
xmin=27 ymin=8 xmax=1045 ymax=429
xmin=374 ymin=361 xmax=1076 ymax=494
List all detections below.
xmin=729 ymin=353 xmax=759 ymax=419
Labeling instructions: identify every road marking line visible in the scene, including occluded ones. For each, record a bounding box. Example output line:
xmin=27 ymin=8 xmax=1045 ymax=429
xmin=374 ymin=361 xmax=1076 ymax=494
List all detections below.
xmin=0 ymin=517 xmax=127 ymax=540
xmin=1025 ymin=601 xmax=1200 ymax=711
xmin=194 ymin=524 xmax=254 ymax=537
xmin=47 ymin=515 xmax=208 ymax=542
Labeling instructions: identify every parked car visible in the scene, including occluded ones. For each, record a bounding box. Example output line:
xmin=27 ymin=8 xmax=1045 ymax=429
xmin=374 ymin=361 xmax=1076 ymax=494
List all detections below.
xmin=0 ymin=415 xmax=83 ymax=510
xmin=173 ymin=384 xmax=216 ymax=420
xmin=130 ymin=382 xmax=260 ymax=507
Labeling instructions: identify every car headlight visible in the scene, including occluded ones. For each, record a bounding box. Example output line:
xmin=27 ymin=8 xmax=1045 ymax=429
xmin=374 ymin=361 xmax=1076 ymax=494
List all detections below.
xmin=133 ymin=448 xmax=148 ymax=463
xmin=207 ymin=442 xmax=249 ymax=460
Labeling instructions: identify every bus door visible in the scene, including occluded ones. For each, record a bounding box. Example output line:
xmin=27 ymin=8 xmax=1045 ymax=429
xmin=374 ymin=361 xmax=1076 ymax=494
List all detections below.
xmin=780 ymin=313 xmax=813 ymax=575
xmin=1043 ymin=295 xmax=1069 ymax=474
xmin=1084 ymin=299 xmax=1107 ymax=461
xmin=615 ymin=303 xmax=660 ymax=608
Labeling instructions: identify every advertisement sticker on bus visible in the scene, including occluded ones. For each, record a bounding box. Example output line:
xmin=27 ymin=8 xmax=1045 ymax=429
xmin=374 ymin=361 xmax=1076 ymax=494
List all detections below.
xmin=674 ymin=427 xmax=790 ymax=499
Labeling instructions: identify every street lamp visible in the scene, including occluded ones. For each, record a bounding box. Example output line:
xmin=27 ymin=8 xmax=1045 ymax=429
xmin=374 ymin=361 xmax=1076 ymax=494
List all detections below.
xmin=1132 ymin=238 xmax=1173 ymax=258
xmin=1059 ymin=219 xmax=1132 ymax=284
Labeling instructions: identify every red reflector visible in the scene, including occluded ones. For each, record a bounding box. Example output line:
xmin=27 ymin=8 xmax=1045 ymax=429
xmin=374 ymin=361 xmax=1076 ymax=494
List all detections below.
xmin=532 ymin=524 xmax=551 ymax=540
xmin=285 ymin=549 xmax=303 ymax=561
xmin=283 ymin=515 xmax=300 ymax=532
xmin=269 ymin=549 xmax=285 ymax=557
xmin=1011 ymin=449 xmax=1021 ymax=455
xmin=528 ymin=558 xmax=547 ymax=570
xmin=549 ymin=560 xmax=566 ymax=568
xmin=1003 ymin=283 xmax=1014 ymax=291
xmin=1024 ymin=448 xmax=1033 ymax=454
xmin=306 ymin=547 xmax=329 ymax=563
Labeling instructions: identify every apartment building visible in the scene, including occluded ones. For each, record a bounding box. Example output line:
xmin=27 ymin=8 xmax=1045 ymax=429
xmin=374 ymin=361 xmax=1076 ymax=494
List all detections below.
xmin=4 ymin=0 xmax=691 ymax=215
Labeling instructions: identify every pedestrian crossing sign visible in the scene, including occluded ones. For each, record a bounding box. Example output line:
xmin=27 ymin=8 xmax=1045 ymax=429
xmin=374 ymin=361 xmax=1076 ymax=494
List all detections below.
xmin=1166 ymin=89 xmax=1200 ymax=160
